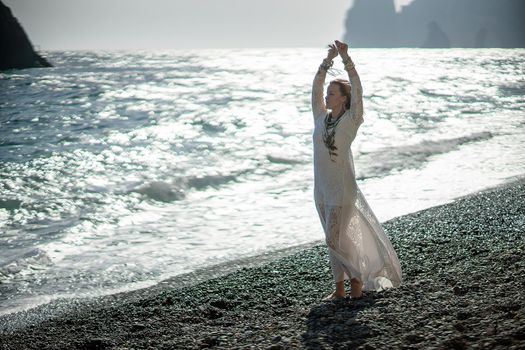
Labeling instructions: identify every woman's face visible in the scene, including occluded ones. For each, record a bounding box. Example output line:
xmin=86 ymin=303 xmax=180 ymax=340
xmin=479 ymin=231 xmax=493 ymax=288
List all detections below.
xmin=325 ymin=83 xmax=347 ymax=110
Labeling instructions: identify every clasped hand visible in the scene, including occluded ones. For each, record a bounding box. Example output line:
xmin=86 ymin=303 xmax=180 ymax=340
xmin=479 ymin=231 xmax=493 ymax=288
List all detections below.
xmin=327 ymin=40 xmax=350 ymax=61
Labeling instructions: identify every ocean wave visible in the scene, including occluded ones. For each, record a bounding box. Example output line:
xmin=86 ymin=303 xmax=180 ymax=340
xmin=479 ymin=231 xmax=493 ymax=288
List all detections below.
xmin=132 ymin=181 xmax=186 ymax=202
xmin=0 ymin=199 xmax=22 ymax=211
xmin=187 ymin=173 xmax=240 ymax=190
xmin=196 ymin=120 xmax=228 ymax=133
xmin=419 ymin=88 xmax=454 ymax=98
xmin=356 ymin=132 xmax=494 ymax=180
xmin=498 ymin=84 xmax=525 ymax=97
xmin=266 ymin=155 xmax=305 ymax=165
xmin=0 ymin=248 xmax=52 ymax=278
xmin=131 ymin=172 xmax=244 ymax=202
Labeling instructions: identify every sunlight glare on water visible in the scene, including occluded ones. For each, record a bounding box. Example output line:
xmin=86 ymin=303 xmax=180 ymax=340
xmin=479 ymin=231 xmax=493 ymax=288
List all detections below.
xmin=0 ymin=48 xmax=524 ymax=315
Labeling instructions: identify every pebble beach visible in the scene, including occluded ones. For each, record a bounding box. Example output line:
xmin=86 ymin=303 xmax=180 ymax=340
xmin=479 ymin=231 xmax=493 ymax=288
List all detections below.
xmin=1 ymin=177 xmax=524 ymax=349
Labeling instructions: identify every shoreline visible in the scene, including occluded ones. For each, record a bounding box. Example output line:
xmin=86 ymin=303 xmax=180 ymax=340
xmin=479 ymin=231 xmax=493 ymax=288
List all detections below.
xmin=1 ymin=176 xmax=525 ymax=349
xmin=2 ymin=175 xmax=524 ymax=319
xmin=0 ymin=240 xmax=322 ymax=332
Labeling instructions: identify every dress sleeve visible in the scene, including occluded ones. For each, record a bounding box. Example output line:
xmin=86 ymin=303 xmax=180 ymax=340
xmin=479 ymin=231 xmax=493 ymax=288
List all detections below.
xmin=312 ymin=68 xmax=327 ymax=119
xmin=346 ymin=65 xmax=364 ymax=124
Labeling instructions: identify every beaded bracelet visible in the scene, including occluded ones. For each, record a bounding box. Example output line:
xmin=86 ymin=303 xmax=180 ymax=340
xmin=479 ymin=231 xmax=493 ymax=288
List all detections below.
xmin=342 ymin=57 xmax=355 ymax=70
xmin=319 ymin=59 xmax=333 ymax=71
xmin=344 ymin=62 xmax=356 ymax=71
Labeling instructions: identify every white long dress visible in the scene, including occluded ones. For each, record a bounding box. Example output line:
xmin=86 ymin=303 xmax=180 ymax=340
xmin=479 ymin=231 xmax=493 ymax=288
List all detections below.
xmin=312 ymin=63 xmax=402 ymax=291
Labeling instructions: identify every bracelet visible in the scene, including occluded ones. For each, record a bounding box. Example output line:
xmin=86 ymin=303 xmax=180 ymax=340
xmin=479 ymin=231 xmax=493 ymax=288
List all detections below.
xmin=344 ymin=62 xmax=355 ymax=71
xmin=342 ymin=57 xmax=355 ymax=70
xmin=319 ymin=59 xmax=333 ymax=71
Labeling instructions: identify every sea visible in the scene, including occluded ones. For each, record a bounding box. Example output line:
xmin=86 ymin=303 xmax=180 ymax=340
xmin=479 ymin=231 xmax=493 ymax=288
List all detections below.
xmin=1 ymin=48 xmax=524 ymax=316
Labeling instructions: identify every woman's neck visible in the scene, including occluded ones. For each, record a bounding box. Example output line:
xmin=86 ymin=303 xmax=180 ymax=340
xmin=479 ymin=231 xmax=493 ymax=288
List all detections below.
xmin=331 ymin=106 xmax=345 ymax=119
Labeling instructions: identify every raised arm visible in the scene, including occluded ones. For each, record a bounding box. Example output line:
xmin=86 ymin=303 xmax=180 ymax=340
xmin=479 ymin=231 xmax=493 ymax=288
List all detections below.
xmin=345 ymin=61 xmax=364 ymax=121
xmin=335 ymin=41 xmax=363 ymax=122
xmin=312 ymin=64 xmax=328 ymax=118
xmin=312 ymin=45 xmax=338 ymax=119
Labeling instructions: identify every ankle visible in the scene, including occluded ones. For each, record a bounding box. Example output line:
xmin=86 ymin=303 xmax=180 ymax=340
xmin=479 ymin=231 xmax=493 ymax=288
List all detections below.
xmin=351 ymin=278 xmax=362 ymax=286
xmin=335 ymin=281 xmax=345 ymax=295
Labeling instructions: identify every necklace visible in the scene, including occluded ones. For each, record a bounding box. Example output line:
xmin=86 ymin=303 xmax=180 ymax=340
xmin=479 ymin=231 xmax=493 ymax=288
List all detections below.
xmin=323 ymin=112 xmax=343 ymax=160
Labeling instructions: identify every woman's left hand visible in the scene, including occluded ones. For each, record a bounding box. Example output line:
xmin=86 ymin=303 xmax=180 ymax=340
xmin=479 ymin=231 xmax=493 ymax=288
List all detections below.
xmin=335 ymin=40 xmax=350 ymax=59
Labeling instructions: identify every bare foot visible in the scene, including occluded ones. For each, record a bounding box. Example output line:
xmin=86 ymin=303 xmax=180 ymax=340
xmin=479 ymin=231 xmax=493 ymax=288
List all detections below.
xmin=323 ymin=291 xmax=346 ymax=301
xmin=350 ymin=278 xmax=363 ymax=299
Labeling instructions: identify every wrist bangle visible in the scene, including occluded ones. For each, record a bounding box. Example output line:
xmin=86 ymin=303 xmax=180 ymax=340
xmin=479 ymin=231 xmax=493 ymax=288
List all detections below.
xmin=342 ymin=57 xmax=355 ymax=70
xmin=343 ymin=59 xmax=355 ymax=71
xmin=319 ymin=59 xmax=333 ymax=71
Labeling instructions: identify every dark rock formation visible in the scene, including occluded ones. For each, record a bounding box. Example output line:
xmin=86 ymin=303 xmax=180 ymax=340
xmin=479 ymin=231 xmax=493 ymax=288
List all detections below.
xmin=474 ymin=28 xmax=488 ymax=48
xmin=0 ymin=0 xmax=52 ymax=70
xmin=344 ymin=0 xmax=525 ymax=48
xmin=344 ymin=0 xmax=399 ymax=48
xmin=422 ymin=21 xmax=451 ymax=48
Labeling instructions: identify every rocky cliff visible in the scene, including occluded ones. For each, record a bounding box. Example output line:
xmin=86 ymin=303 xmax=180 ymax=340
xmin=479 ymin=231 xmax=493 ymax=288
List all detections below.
xmin=0 ymin=0 xmax=51 ymax=70
xmin=344 ymin=0 xmax=525 ymax=48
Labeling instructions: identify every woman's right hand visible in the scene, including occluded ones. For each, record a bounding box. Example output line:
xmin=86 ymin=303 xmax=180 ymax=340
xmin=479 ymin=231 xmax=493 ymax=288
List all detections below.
xmin=334 ymin=40 xmax=350 ymax=60
xmin=326 ymin=44 xmax=338 ymax=60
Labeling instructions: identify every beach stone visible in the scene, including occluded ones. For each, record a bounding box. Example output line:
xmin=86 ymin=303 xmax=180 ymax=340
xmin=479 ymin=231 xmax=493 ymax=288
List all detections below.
xmin=271 ymin=336 xmax=282 ymax=343
xmin=444 ymin=337 xmax=467 ymax=350
xmin=162 ymin=296 xmax=174 ymax=306
xmin=453 ymin=322 xmax=466 ymax=332
xmin=452 ymin=285 xmax=467 ymax=296
xmin=456 ymin=311 xmax=471 ymax=320
xmin=404 ymin=333 xmax=425 ymax=344
xmin=512 ymin=326 xmax=525 ymax=340
xmin=199 ymin=336 xmax=219 ymax=347
xmin=80 ymin=338 xmax=111 ymax=350
xmin=209 ymin=298 xmax=230 ymax=310
xmin=131 ymin=323 xmax=146 ymax=332
xmin=267 ymin=345 xmax=285 ymax=350
xmin=494 ymin=336 xmax=512 ymax=346
xmin=357 ymin=345 xmax=376 ymax=350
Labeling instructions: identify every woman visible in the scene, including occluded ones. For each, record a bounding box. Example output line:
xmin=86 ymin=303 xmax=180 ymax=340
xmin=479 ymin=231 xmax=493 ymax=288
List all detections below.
xmin=312 ymin=40 xmax=402 ymax=300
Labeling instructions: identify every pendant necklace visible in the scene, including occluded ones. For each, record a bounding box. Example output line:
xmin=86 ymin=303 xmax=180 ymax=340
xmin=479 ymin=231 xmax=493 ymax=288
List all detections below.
xmin=323 ymin=112 xmax=343 ymax=161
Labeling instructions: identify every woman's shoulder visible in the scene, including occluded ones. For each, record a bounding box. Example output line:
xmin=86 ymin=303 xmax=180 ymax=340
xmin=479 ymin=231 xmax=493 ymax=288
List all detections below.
xmin=339 ymin=111 xmax=363 ymax=134
xmin=314 ymin=111 xmax=328 ymax=121
xmin=341 ymin=110 xmax=354 ymax=122
xmin=345 ymin=109 xmax=363 ymax=123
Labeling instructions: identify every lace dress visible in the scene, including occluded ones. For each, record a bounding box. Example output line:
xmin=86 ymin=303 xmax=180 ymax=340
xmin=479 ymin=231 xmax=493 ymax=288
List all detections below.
xmin=312 ymin=64 xmax=402 ymax=291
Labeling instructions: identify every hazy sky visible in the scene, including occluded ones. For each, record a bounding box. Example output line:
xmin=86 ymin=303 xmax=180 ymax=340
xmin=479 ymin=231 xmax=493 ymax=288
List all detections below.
xmin=5 ymin=0 xmax=415 ymax=50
